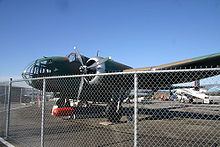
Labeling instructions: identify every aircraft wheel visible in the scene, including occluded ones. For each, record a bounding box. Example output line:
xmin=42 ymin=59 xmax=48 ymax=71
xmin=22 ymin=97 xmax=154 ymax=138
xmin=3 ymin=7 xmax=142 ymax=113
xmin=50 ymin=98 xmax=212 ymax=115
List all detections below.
xmin=56 ymin=98 xmax=65 ymax=108
xmin=105 ymin=100 xmax=122 ymax=123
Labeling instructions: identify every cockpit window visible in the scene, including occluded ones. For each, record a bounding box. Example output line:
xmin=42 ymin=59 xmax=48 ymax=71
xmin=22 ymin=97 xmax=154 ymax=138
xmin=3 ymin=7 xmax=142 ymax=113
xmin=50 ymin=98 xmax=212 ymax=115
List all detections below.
xmin=23 ymin=59 xmax=53 ymax=79
xmin=32 ymin=59 xmax=53 ymax=75
xmin=33 ymin=66 xmax=39 ymax=74
xmin=41 ymin=61 xmax=47 ymax=65
xmin=67 ymin=53 xmax=79 ymax=62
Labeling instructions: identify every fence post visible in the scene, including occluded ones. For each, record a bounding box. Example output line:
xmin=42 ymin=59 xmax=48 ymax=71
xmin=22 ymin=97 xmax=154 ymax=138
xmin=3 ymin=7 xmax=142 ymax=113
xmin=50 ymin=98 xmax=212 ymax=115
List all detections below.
xmin=134 ymin=73 xmax=138 ymax=147
xmin=20 ymin=88 xmax=23 ymax=104
xmin=5 ymin=78 xmax=12 ymax=139
xmin=31 ymin=88 xmax=34 ymax=103
xmin=41 ymin=79 xmax=46 ymax=147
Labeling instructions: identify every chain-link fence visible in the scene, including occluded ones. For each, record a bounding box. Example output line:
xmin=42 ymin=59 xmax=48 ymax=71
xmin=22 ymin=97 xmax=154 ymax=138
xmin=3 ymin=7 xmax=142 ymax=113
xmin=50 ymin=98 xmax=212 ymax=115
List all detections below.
xmin=1 ymin=69 xmax=220 ymax=146
xmin=0 ymin=82 xmax=8 ymax=138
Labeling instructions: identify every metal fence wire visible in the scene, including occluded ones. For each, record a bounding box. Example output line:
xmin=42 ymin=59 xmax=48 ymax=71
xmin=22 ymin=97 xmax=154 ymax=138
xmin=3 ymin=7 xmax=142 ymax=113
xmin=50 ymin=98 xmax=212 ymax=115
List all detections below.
xmin=1 ymin=69 xmax=220 ymax=147
xmin=0 ymin=82 xmax=8 ymax=137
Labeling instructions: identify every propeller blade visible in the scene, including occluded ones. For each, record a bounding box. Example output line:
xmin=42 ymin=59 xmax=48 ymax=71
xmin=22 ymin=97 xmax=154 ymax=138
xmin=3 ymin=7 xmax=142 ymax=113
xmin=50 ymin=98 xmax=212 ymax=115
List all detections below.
xmin=76 ymin=77 xmax=85 ymax=101
xmin=87 ymin=57 xmax=110 ymax=69
xmin=74 ymin=47 xmax=84 ymax=66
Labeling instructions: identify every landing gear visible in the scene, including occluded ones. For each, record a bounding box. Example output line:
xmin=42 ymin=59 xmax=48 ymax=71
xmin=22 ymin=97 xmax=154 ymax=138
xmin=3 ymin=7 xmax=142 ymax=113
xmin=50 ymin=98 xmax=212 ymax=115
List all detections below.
xmin=56 ymin=98 xmax=65 ymax=108
xmin=56 ymin=98 xmax=71 ymax=108
xmin=105 ymin=100 xmax=123 ymax=123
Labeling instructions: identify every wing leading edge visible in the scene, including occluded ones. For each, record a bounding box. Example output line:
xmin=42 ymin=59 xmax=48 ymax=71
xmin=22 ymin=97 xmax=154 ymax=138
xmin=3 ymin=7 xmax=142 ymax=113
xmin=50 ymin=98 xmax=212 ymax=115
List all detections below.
xmin=124 ymin=53 xmax=220 ymax=72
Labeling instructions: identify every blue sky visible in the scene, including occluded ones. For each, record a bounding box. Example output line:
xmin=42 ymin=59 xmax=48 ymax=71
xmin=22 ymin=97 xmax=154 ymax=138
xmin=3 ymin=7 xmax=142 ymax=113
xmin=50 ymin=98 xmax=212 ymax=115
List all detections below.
xmin=0 ymin=0 xmax=220 ymax=80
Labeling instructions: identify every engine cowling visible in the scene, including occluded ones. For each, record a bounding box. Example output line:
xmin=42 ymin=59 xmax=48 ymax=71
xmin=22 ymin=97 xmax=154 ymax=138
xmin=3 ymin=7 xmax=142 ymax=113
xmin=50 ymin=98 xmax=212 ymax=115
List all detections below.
xmin=85 ymin=57 xmax=106 ymax=84
xmin=81 ymin=56 xmax=132 ymax=85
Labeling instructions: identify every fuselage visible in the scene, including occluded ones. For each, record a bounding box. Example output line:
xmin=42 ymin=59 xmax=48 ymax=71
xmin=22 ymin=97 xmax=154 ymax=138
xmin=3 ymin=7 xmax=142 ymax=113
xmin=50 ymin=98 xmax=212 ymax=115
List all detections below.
xmin=22 ymin=54 xmax=133 ymax=102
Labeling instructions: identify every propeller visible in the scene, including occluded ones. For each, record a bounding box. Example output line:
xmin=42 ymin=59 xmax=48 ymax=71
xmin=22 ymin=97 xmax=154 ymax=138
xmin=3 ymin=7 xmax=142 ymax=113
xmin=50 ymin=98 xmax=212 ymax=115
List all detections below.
xmin=74 ymin=47 xmax=88 ymax=101
xmin=74 ymin=46 xmax=110 ymax=72
xmin=73 ymin=46 xmax=110 ymax=100
xmin=76 ymin=77 xmax=84 ymax=101
xmin=74 ymin=46 xmax=84 ymax=66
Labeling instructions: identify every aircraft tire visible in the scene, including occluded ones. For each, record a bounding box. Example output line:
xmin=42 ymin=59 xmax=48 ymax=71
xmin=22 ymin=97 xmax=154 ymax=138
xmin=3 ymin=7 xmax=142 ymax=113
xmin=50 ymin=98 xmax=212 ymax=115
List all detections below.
xmin=56 ymin=98 xmax=65 ymax=108
xmin=105 ymin=100 xmax=122 ymax=123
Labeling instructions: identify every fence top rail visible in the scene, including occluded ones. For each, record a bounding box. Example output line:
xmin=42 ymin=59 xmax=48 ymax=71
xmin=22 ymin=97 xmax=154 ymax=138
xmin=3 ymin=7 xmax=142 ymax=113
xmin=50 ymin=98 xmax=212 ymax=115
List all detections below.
xmin=10 ymin=68 xmax=220 ymax=83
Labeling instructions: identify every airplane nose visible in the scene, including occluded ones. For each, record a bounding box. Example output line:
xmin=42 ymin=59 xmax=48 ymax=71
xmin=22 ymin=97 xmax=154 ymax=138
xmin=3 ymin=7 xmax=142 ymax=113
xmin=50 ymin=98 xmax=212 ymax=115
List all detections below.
xmin=22 ymin=61 xmax=36 ymax=79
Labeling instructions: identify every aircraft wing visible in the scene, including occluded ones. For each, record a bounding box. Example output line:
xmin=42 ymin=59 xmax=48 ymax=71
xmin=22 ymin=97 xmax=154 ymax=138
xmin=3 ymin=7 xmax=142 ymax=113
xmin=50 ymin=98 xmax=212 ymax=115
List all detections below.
xmin=124 ymin=53 xmax=220 ymax=72
xmin=123 ymin=53 xmax=220 ymax=89
xmin=136 ymin=69 xmax=220 ymax=89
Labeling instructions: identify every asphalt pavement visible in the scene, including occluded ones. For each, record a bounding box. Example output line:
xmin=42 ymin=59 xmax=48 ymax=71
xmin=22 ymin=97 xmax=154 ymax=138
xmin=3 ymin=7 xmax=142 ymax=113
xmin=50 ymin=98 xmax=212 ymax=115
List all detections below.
xmin=2 ymin=100 xmax=220 ymax=147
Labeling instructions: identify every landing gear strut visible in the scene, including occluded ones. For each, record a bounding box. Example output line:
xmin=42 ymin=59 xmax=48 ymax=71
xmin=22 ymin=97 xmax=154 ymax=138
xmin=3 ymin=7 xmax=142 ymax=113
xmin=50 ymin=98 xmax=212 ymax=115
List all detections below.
xmin=105 ymin=100 xmax=123 ymax=123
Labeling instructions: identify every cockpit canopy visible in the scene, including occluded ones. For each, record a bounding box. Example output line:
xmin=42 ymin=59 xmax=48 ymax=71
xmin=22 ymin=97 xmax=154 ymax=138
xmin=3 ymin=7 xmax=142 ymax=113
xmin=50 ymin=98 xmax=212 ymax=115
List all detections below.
xmin=22 ymin=57 xmax=70 ymax=79
xmin=22 ymin=54 xmax=90 ymax=80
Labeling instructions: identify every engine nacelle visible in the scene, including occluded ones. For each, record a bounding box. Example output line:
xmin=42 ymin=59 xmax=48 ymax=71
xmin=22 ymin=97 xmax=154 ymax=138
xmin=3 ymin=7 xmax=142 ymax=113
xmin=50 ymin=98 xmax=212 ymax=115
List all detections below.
xmin=85 ymin=57 xmax=106 ymax=85
xmin=84 ymin=56 xmax=132 ymax=85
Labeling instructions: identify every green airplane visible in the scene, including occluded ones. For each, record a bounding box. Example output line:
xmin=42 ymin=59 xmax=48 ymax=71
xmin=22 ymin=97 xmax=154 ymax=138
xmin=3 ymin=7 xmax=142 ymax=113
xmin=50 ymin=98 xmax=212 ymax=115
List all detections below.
xmin=22 ymin=48 xmax=220 ymax=122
